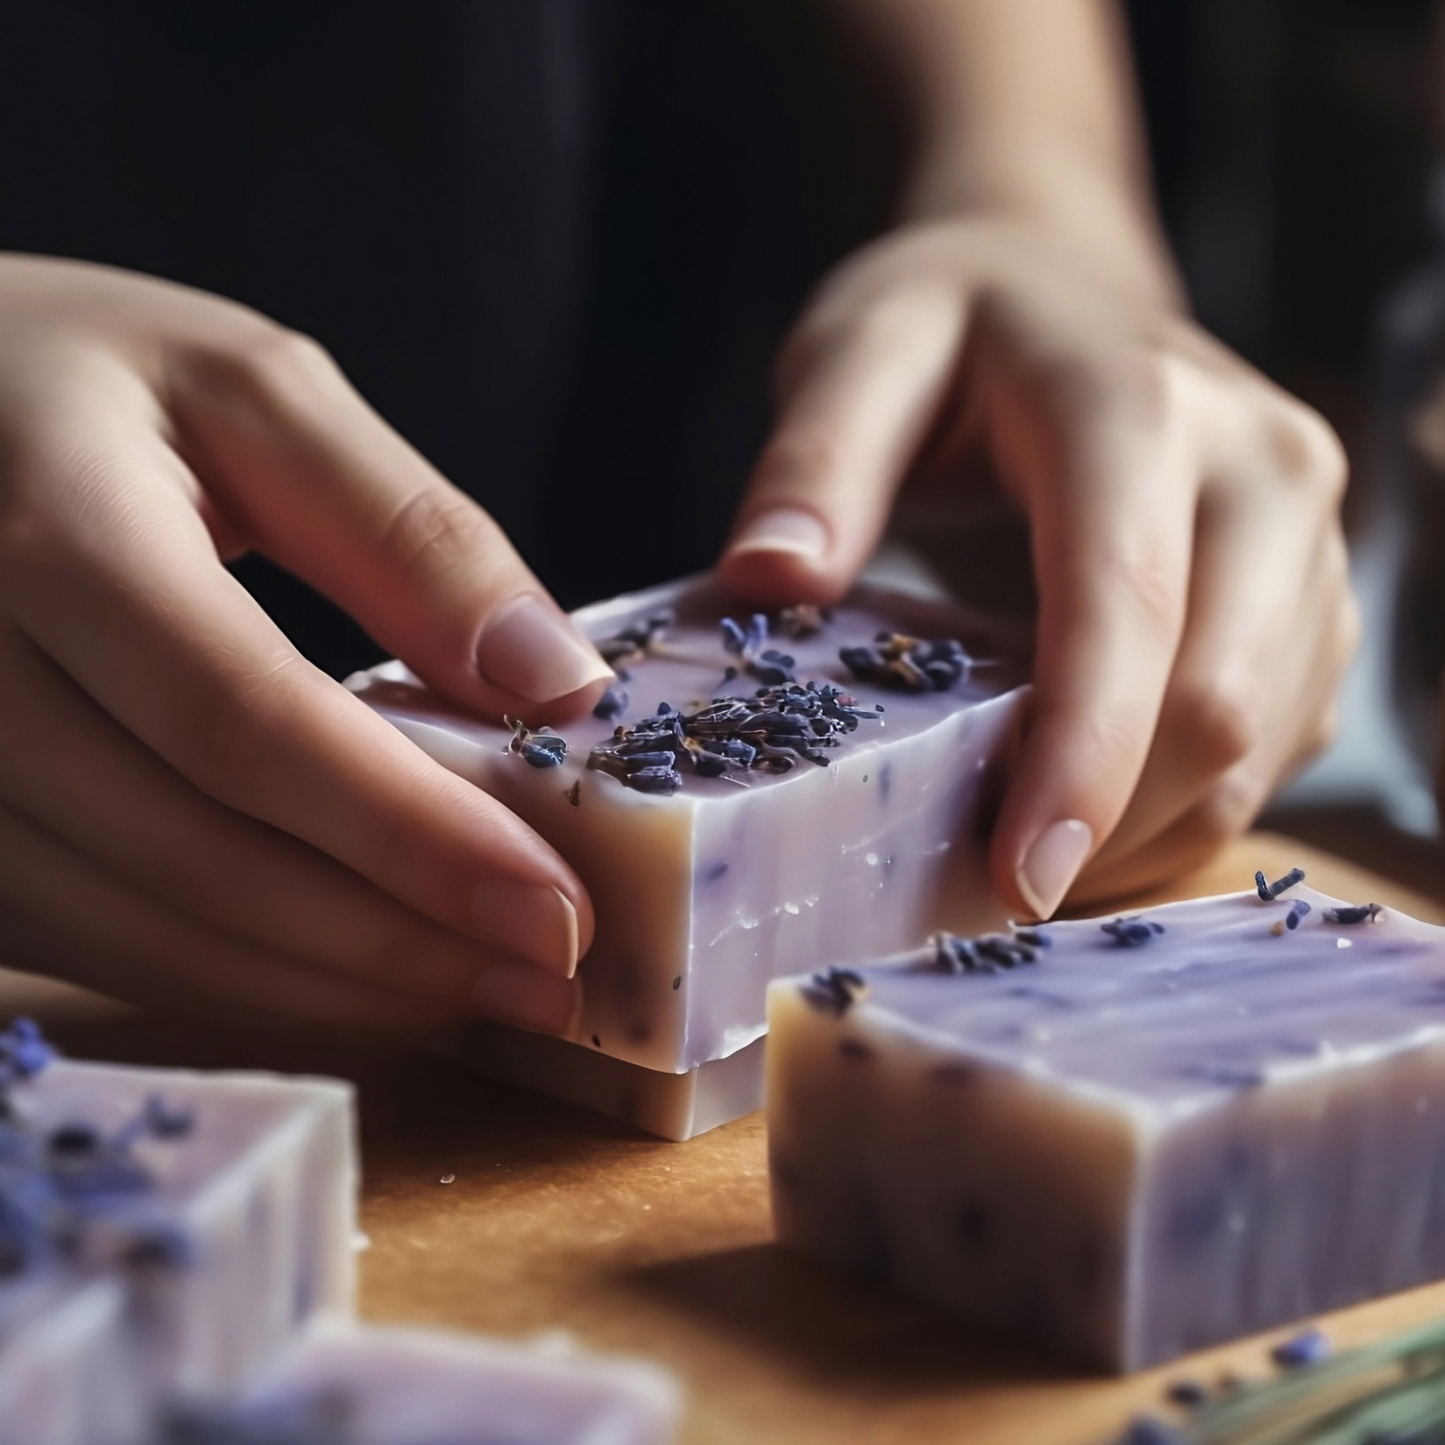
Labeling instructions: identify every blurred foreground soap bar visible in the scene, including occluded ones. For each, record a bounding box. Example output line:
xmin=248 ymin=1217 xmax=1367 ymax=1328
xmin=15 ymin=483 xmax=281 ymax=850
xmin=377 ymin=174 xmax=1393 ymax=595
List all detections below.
xmin=767 ymin=881 xmax=1445 ymax=1371
xmin=157 ymin=1323 xmax=680 ymax=1445
xmin=0 ymin=1024 xmax=355 ymax=1443
xmin=351 ymin=575 xmax=1026 ymax=1135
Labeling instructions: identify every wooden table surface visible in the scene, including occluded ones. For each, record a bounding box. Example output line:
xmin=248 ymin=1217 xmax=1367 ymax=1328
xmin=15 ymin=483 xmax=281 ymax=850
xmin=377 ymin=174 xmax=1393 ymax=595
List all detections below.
xmin=11 ymin=832 xmax=1445 ymax=1445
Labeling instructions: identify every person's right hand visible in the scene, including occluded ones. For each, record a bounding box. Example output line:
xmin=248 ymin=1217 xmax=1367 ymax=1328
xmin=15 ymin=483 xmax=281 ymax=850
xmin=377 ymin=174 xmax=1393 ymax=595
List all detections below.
xmin=0 ymin=254 xmax=614 ymax=1033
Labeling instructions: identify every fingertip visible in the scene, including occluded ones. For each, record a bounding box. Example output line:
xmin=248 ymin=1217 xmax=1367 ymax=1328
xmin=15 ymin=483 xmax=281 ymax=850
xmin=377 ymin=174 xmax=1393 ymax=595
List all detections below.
xmin=718 ymin=506 xmax=850 ymax=607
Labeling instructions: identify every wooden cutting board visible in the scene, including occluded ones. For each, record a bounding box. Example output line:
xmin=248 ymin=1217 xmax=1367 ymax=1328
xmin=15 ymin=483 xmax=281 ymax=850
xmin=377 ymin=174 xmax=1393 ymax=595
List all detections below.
xmin=10 ymin=832 xmax=1445 ymax=1445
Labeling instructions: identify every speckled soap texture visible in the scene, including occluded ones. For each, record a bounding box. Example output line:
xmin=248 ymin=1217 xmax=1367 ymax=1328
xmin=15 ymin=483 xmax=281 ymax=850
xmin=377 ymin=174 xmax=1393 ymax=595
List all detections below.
xmin=350 ymin=575 xmax=1027 ymax=1133
xmin=156 ymin=1322 xmax=680 ymax=1445
xmin=0 ymin=1057 xmax=355 ymax=1444
xmin=766 ymin=885 xmax=1445 ymax=1372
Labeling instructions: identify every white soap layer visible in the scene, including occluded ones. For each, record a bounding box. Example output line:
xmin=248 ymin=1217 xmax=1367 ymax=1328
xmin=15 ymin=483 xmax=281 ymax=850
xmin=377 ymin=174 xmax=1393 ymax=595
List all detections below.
xmin=352 ymin=576 xmax=1027 ymax=1076
xmin=449 ymin=1024 xmax=766 ymax=1140
xmin=0 ymin=1059 xmax=356 ymax=1442
xmin=767 ymin=886 xmax=1445 ymax=1371
xmin=163 ymin=1320 xmax=681 ymax=1445
xmin=0 ymin=1276 xmax=133 ymax=1445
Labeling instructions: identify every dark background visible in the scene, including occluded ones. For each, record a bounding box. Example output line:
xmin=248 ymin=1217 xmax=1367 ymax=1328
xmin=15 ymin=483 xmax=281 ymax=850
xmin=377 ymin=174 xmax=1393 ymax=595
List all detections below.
xmin=0 ymin=0 xmax=1439 ymax=678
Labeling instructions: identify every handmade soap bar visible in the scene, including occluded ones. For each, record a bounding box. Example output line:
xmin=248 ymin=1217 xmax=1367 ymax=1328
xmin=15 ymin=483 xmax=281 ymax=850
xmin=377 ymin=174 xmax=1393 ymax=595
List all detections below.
xmin=767 ymin=881 xmax=1445 ymax=1372
xmin=158 ymin=1323 xmax=680 ymax=1445
xmin=0 ymin=1026 xmax=355 ymax=1443
xmin=351 ymin=576 xmax=1027 ymax=1086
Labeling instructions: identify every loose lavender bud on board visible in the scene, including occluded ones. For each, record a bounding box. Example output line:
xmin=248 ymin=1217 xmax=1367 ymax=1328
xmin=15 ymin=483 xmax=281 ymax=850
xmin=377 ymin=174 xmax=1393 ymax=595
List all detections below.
xmin=767 ymin=885 xmax=1445 ymax=1370
xmin=1270 ymin=1326 xmax=1331 ymax=1368
xmin=349 ymin=575 xmax=1027 ymax=1138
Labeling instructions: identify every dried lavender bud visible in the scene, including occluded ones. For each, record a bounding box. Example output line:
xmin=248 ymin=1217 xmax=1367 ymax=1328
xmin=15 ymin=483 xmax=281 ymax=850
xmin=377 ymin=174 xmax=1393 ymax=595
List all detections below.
xmin=1270 ymin=1327 xmax=1331 ymax=1368
xmin=1285 ymin=899 xmax=1311 ymax=931
xmin=1322 ymin=902 xmax=1382 ymax=925
xmin=933 ymin=933 xmax=980 ymax=973
xmin=519 ymin=735 xmax=567 ymax=769
xmin=1165 ymin=1379 xmax=1208 ymax=1408
xmin=1255 ymin=867 xmax=1306 ymax=901
xmin=627 ymin=765 xmax=684 ymax=795
xmin=1101 ymin=916 xmax=1166 ymax=947
xmin=505 ymin=717 xmax=568 ymax=769
xmin=595 ymin=609 xmax=674 ymax=668
xmin=592 ymin=684 xmax=629 ymax=721
xmin=779 ymin=603 xmax=828 ymax=639
xmin=801 ymin=967 xmax=869 ymax=1015
xmin=587 ymin=680 xmax=881 ymax=792
xmin=839 ymin=632 xmax=973 ymax=693
xmin=721 ymin=615 xmax=796 ymax=684
xmin=1113 ymin=1417 xmax=1185 ymax=1445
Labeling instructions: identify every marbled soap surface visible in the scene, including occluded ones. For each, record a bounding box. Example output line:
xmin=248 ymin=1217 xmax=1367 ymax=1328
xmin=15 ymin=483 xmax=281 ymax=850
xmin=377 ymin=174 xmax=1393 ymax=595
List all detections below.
xmin=360 ymin=576 xmax=1028 ymax=799
xmin=851 ymin=887 xmax=1445 ymax=1114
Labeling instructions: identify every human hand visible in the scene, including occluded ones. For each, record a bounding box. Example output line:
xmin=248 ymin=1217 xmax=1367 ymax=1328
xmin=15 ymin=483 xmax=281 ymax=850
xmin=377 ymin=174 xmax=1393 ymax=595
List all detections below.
xmin=718 ymin=217 xmax=1357 ymax=916
xmin=0 ymin=254 xmax=614 ymax=1031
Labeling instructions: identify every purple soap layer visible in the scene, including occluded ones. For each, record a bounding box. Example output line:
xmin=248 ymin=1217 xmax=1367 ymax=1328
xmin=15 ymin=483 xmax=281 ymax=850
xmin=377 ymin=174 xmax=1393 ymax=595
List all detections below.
xmin=351 ymin=575 xmax=1028 ymax=1075
xmin=767 ymin=885 xmax=1445 ymax=1371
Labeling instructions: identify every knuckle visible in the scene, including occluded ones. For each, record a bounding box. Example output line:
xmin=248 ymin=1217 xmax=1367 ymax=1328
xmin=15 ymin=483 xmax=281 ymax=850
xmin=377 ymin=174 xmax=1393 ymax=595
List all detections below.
xmin=752 ymin=429 xmax=843 ymax=494
xmin=1190 ymin=771 xmax=1262 ymax=851
xmin=1102 ymin=544 xmax=1185 ymax=636
xmin=1164 ymin=677 xmax=1260 ymax=774
xmin=189 ymin=321 xmax=342 ymax=404
xmin=1261 ymin=400 xmax=1348 ymax=501
xmin=377 ymin=485 xmax=496 ymax=589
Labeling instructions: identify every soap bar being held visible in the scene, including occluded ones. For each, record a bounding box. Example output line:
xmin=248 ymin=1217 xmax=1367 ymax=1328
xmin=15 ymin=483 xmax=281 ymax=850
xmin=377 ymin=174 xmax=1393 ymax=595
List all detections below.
xmin=351 ymin=575 xmax=1028 ymax=1084
xmin=0 ymin=1021 xmax=356 ymax=1443
xmin=767 ymin=875 xmax=1445 ymax=1372
xmin=156 ymin=1321 xmax=680 ymax=1445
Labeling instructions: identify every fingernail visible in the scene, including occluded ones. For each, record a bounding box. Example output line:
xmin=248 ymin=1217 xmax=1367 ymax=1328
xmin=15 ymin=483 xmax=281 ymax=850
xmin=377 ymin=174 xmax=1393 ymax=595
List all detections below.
xmin=1016 ymin=819 xmax=1092 ymax=920
xmin=728 ymin=507 xmax=829 ymax=561
xmin=471 ymin=879 xmax=581 ymax=978
xmin=476 ymin=595 xmax=613 ymax=704
xmin=469 ymin=961 xmax=580 ymax=1036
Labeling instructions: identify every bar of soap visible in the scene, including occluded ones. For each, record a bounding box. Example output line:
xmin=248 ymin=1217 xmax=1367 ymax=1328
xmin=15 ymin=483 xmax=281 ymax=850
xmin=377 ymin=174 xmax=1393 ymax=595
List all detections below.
xmin=766 ymin=883 xmax=1445 ymax=1371
xmin=158 ymin=1322 xmax=680 ymax=1444
xmin=350 ymin=576 xmax=1026 ymax=1089
xmin=0 ymin=1031 xmax=355 ymax=1442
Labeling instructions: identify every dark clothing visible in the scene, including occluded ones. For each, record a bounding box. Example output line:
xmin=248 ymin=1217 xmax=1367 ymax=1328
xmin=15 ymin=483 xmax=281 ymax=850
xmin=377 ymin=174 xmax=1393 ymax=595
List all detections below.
xmin=0 ymin=1 xmax=897 ymax=674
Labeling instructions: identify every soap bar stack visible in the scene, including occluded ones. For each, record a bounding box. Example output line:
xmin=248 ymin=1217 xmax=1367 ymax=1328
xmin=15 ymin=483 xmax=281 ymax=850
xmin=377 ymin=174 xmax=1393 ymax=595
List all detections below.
xmin=352 ymin=575 xmax=1028 ymax=1137
xmin=767 ymin=877 xmax=1445 ymax=1371
xmin=158 ymin=1323 xmax=680 ymax=1445
xmin=0 ymin=1027 xmax=682 ymax=1444
xmin=0 ymin=1023 xmax=355 ymax=1444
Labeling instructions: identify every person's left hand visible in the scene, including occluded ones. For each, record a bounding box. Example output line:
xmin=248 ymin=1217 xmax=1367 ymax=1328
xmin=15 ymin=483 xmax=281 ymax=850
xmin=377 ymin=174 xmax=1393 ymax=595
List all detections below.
xmin=717 ymin=216 xmax=1358 ymax=917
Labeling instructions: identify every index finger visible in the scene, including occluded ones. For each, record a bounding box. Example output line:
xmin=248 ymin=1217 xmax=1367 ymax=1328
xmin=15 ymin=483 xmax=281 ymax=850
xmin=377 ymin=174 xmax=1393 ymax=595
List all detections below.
xmin=988 ymin=369 xmax=1198 ymax=919
xmin=3 ymin=411 xmax=591 ymax=977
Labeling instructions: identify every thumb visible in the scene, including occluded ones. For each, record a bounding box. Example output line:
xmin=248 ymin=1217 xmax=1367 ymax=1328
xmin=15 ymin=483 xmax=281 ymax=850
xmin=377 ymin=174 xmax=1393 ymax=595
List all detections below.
xmin=718 ymin=284 xmax=963 ymax=606
xmin=172 ymin=330 xmax=613 ymax=720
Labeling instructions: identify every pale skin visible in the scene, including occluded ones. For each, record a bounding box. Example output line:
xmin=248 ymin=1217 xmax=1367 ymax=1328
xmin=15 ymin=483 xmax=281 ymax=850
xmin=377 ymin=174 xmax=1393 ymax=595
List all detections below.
xmin=0 ymin=0 xmax=1356 ymax=1030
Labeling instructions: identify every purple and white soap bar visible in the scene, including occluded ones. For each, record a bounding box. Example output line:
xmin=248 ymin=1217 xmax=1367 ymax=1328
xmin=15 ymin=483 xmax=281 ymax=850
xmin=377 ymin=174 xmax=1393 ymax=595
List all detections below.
xmin=0 ymin=1026 xmax=356 ymax=1443
xmin=766 ymin=877 xmax=1445 ymax=1372
xmin=350 ymin=576 xmax=1027 ymax=1083
xmin=157 ymin=1323 xmax=680 ymax=1445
